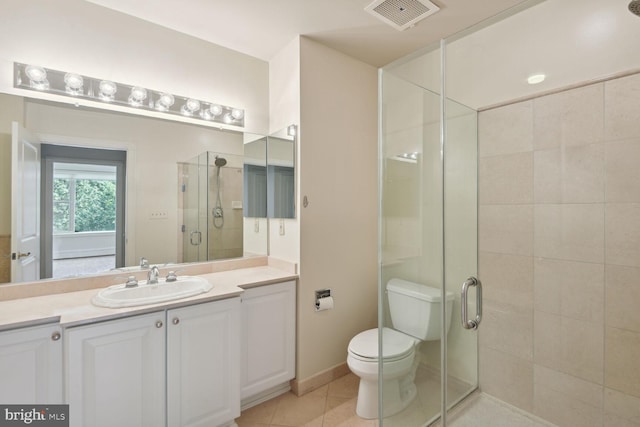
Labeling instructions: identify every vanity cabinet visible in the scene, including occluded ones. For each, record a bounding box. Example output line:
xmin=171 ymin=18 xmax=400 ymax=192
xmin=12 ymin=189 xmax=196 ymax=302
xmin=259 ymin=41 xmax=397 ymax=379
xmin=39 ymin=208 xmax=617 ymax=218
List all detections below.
xmin=240 ymin=280 xmax=296 ymax=401
xmin=167 ymin=297 xmax=241 ymax=427
xmin=0 ymin=322 xmax=63 ymax=404
xmin=65 ymin=311 xmax=166 ymax=427
xmin=65 ymin=297 xmax=241 ymax=427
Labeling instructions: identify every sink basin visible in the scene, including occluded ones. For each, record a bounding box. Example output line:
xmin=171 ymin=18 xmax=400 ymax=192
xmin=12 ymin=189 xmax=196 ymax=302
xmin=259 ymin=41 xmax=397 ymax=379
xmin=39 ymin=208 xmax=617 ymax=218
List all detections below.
xmin=92 ymin=276 xmax=213 ymax=308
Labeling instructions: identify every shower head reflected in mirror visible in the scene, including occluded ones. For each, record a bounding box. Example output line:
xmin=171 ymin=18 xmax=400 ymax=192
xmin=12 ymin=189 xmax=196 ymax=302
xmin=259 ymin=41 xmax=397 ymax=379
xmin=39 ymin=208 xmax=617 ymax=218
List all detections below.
xmin=214 ymin=156 xmax=227 ymax=167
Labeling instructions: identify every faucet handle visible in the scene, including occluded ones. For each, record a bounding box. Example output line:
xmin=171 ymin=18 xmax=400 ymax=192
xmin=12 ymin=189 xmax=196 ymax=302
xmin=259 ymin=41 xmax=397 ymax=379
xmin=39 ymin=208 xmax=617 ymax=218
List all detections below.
xmin=114 ymin=275 xmax=139 ymax=288
xmin=166 ymin=270 xmax=181 ymax=282
xmin=124 ymin=276 xmax=139 ymax=288
xmin=140 ymin=257 xmax=149 ymax=268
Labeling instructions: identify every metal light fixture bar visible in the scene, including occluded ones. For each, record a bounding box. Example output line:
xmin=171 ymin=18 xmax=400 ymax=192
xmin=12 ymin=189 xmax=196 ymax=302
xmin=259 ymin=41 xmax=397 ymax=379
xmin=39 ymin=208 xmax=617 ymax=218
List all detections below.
xmin=13 ymin=62 xmax=245 ymax=127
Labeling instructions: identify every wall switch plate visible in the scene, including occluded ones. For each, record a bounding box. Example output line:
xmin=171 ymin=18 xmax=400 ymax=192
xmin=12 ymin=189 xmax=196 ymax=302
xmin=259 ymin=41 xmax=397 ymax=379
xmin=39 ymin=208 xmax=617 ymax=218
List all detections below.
xmin=279 ymin=219 xmax=285 ymax=235
xmin=149 ymin=211 xmax=168 ymax=220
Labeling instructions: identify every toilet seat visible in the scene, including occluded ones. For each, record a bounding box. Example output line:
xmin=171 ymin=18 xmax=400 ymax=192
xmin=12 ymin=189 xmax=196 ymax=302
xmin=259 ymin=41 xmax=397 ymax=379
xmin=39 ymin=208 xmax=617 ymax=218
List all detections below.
xmin=348 ymin=328 xmax=416 ymax=363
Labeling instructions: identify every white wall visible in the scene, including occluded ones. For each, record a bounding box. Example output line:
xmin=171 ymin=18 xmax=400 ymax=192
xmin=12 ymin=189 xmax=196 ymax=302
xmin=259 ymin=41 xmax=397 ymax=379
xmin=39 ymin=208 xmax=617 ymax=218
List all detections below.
xmin=297 ymin=37 xmax=378 ymax=381
xmin=0 ymin=0 xmax=269 ymax=134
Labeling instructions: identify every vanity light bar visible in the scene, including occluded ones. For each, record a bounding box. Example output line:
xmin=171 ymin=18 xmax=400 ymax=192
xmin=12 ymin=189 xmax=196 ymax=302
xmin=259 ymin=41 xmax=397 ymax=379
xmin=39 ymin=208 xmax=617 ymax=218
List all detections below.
xmin=13 ymin=62 xmax=245 ymax=128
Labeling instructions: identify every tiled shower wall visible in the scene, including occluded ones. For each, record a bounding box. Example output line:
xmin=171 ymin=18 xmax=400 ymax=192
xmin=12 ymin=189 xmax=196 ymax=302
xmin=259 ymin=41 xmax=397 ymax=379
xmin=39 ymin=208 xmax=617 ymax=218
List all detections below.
xmin=478 ymin=72 xmax=640 ymax=427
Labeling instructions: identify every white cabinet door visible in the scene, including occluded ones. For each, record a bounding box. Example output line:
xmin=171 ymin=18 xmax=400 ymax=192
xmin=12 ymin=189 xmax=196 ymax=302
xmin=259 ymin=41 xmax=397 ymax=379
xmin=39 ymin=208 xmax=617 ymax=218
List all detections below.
xmin=65 ymin=312 xmax=165 ymax=427
xmin=241 ymin=281 xmax=296 ymax=399
xmin=0 ymin=323 xmax=62 ymax=403
xmin=167 ymin=297 xmax=241 ymax=427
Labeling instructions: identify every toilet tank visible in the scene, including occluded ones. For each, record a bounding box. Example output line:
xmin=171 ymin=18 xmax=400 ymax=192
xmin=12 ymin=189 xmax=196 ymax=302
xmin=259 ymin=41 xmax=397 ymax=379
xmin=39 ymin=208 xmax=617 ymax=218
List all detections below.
xmin=386 ymin=278 xmax=454 ymax=341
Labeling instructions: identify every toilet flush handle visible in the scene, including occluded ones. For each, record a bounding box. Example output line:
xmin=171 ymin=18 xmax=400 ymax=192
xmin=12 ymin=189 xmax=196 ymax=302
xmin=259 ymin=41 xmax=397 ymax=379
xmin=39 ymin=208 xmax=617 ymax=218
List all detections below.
xmin=461 ymin=277 xmax=482 ymax=330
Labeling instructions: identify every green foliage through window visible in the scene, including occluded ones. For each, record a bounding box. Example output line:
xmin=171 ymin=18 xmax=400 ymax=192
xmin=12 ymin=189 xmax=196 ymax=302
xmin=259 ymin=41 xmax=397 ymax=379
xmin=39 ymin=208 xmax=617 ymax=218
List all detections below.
xmin=53 ymin=178 xmax=116 ymax=233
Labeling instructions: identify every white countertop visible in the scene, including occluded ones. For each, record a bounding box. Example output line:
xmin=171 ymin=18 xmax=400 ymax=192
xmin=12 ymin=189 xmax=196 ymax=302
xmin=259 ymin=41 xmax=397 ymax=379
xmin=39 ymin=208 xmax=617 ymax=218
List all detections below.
xmin=0 ymin=265 xmax=297 ymax=331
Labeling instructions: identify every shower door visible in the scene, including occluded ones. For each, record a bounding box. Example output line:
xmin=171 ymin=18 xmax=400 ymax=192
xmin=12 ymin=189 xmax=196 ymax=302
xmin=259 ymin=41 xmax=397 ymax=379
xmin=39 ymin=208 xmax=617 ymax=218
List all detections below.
xmin=379 ymin=42 xmax=479 ymax=426
xmin=181 ymin=152 xmax=209 ymax=263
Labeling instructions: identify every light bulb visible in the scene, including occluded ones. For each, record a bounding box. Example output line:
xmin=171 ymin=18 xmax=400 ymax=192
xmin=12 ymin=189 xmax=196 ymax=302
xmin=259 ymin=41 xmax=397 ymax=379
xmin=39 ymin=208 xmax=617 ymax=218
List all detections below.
xmin=99 ymin=80 xmax=117 ymax=101
xmin=128 ymin=86 xmax=147 ymax=106
xmin=64 ymin=73 xmax=84 ymax=95
xmin=156 ymin=92 xmax=175 ymax=111
xmin=200 ymin=108 xmax=212 ymax=120
xmin=231 ymin=108 xmax=244 ymax=120
xmin=25 ymin=65 xmax=46 ymax=82
xmin=209 ymin=104 xmax=223 ymax=117
xmin=24 ymin=65 xmax=49 ymax=90
xmin=181 ymin=99 xmax=201 ymax=116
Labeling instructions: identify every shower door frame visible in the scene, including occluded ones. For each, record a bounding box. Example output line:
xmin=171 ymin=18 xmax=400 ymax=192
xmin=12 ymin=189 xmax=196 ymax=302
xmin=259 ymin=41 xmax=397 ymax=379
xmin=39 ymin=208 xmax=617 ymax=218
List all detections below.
xmin=377 ymin=38 xmax=480 ymax=426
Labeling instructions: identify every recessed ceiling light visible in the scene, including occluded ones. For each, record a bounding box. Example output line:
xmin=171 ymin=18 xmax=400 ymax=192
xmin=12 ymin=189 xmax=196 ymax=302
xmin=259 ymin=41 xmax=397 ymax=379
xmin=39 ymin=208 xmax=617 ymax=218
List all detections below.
xmin=527 ymin=74 xmax=546 ymax=85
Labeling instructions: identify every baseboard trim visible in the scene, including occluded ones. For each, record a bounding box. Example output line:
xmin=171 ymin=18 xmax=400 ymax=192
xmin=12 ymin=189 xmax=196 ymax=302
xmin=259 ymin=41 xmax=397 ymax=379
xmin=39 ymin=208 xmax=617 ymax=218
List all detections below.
xmin=290 ymin=362 xmax=351 ymax=396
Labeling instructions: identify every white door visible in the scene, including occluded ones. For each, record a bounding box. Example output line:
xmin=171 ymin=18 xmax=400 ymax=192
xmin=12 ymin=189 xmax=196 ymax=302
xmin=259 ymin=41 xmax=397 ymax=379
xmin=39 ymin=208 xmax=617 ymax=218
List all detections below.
xmin=167 ymin=298 xmax=241 ymax=427
xmin=65 ymin=312 xmax=166 ymax=427
xmin=11 ymin=122 xmax=41 ymax=282
xmin=0 ymin=323 xmax=63 ymax=404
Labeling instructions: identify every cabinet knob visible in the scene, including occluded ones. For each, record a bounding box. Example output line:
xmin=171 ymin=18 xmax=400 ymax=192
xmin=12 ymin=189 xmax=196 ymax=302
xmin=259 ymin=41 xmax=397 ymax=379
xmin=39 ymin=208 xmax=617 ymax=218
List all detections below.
xmin=155 ymin=320 xmax=163 ymax=328
xmin=51 ymin=331 xmax=61 ymax=341
xmin=172 ymin=318 xmax=180 ymax=325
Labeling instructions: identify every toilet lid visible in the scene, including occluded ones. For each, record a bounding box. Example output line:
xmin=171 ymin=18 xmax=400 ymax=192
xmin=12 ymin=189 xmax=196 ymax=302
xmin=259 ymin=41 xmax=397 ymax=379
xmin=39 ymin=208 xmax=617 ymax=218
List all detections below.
xmin=348 ymin=328 xmax=415 ymax=361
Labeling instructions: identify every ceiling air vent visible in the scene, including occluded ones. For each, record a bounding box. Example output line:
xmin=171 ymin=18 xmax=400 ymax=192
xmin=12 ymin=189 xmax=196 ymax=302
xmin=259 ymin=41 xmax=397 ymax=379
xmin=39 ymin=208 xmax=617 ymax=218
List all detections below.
xmin=365 ymin=0 xmax=440 ymax=31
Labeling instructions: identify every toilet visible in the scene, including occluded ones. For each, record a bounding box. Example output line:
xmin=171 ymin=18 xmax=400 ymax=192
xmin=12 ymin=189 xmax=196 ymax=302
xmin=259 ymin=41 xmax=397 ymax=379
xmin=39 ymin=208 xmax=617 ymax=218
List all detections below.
xmin=347 ymin=278 xmax=454 ymax=419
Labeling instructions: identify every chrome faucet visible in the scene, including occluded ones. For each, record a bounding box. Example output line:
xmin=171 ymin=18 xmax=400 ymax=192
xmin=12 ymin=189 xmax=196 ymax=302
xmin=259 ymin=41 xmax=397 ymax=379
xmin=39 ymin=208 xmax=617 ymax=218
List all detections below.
xmin=140 ymin=257 xmax=149 ymax=268
xmin=147 ymin=265 xmax=160 ymax=284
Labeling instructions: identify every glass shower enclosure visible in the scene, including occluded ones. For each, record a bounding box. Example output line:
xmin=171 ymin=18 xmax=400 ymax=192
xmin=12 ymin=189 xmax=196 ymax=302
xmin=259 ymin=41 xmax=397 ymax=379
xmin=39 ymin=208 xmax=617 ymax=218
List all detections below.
xmin=378 ymin=40 xmax=479 ymax=426
xmin=179 ymin=152 xmax=245 ymax=263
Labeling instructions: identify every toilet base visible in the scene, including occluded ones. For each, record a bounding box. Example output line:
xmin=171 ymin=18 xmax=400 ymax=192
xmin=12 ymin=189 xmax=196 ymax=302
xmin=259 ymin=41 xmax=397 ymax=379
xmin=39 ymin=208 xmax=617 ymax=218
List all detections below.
xmin=355 ymin=372 xmax=417 ymax=419
xmin=356 ymin=378 xmax=417 ymax=419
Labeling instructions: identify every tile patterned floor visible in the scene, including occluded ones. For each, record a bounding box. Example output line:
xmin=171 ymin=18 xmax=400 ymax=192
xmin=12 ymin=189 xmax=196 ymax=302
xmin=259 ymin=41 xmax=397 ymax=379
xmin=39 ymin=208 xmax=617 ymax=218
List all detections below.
xmin=235 ymin=372 xmax=556 ymax=427
xmin=235 ymin=373 xmax=377 ymax=427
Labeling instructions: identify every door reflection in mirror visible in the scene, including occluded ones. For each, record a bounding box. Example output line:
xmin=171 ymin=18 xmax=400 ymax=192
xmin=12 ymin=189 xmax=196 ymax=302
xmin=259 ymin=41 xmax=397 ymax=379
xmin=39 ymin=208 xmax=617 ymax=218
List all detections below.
xmin=41 ymin=144 xmax=126 ymax=280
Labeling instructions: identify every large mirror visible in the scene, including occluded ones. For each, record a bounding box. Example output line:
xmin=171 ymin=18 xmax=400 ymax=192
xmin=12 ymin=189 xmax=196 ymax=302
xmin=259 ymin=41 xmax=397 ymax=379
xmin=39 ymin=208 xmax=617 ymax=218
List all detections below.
xmin=241 ymin=126 xmax=296 ymax=219
xmin=267 ymin=126 xmax=296 ymax=219
xmin=0 ymin=93 xmax=270 ymax=285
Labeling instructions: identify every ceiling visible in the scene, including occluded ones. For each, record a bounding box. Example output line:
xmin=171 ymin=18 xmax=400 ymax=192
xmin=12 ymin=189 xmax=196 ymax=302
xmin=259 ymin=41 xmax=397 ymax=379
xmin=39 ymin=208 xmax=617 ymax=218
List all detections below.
xmin=85 ymin=0 xmax=529 ymax=67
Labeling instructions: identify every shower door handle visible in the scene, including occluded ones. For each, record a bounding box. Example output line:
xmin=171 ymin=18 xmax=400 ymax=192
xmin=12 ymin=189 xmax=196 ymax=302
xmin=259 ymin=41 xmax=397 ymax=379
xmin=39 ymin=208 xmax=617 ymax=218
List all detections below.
xmin=190 ymin=230 xmax=202 ymax=246
xmin=461 ymin=276 xmax=482 ymax=330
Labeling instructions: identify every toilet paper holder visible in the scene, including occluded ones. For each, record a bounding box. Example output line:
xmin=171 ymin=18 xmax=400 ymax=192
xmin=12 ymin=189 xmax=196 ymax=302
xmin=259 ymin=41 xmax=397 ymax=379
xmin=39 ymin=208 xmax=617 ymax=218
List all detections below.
xmin=315 ymin=289 xmax=332 ymax=311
